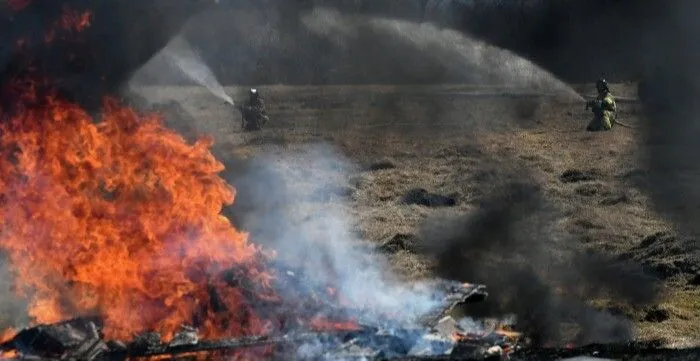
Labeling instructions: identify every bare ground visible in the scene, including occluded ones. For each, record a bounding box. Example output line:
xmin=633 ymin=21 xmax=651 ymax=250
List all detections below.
xmin=133 ymin=84 xmax=700 ymax=347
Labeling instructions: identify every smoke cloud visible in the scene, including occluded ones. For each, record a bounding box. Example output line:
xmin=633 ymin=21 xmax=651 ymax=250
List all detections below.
xmin=0 ymin=256 xmax=28 ymax=330
xmin=635 ymin=1 xmax=700 ymax=245
xmin=222 ymin=145 xmax=446 ymax=327
xmin=415 ymin=172 xmax=662 ymax=346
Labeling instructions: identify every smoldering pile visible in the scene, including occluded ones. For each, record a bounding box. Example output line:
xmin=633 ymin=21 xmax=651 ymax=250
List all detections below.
xmin=0 ymin=279 xmax=519 ymax=361
xmin=4 ymin=314 xmax=699 ymax=361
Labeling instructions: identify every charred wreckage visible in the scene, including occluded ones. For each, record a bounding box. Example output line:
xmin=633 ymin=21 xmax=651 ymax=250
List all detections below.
xmin=0 ymin=275 xmax=695 ymax=361
xmin=0 ymin=279 xmax=520 ymax=361
xmin=0 ymin=1 xmax=698 ymax=361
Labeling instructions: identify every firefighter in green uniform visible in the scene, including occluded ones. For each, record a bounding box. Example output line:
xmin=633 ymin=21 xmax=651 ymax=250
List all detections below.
xmin=585 ymin=78 xmax=617 ymax=131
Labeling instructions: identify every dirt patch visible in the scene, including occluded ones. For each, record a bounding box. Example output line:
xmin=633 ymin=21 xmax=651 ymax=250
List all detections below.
xmin=621 ymin=232 xmax=700 ymax=281
xmin=689 ymin=274 xmax=700 ymax=287
xmin=575 ymin=183 xmax=612 ymax=197
xmin=601 ymin=193 xmax=631 ymax=206
xmin=560 ymin=169 xmax=599 ymax=183
xmin=376 ymin=233 xmax=420 ymax=253
xmin=364 ymin=158 xmax=398 ymax=171
xmin=401 ymin=188 xmax=458 ymax=207
xmin=644 ymin=307 xmax=671 ymax=323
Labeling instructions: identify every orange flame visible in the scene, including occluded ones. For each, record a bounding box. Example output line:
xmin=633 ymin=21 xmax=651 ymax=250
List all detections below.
xmin=309 ymin=317 xmax=361 ymax=332
xmin=0 ymin=350 xmax=18 ymax=360
xmin=58 ymin=6 xmax=92 ymax=32
xmin=0 ymin=0 xmax=361 ymax=349
xmin=45 ymin=6 xmax=92 ymax=43
xmin=0 ymin=328 xmax=16 ymax=344
xmin=0 ymin=89 xmax=276 ymax=341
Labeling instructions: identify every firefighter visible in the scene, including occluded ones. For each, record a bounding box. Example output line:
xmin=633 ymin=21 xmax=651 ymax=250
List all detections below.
xmin=585 ymin=78 xmax=617 ymax=131
xmin=236 ymin=88 xmax=269 ymax=131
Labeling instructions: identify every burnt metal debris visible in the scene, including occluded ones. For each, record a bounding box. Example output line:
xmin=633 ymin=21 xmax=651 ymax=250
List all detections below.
xmin=0 ymin=320 xmax=512 ymax=361
xmin=418 ymin=282 xmax=487 ymax=327
xmin=4 ymin=279 xmax=694 ymax=361
xmin=1 ymin=315 xmax=696 ymax=361
xmin=0 ymin=282 xmax=506 ymax=361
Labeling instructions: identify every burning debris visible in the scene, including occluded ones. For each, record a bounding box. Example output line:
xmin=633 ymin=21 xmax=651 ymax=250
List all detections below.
xmin=0 ymin=4 xmax=512 ymax=361
xmin=4 ymin=317 xmax=699 ymax=361
xmin=0 ymin=282 xmax=516 ymax=361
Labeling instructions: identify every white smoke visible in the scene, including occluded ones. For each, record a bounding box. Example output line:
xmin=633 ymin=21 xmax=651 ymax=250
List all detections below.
xmin=232 ymin=144 xmax=443 ymax=327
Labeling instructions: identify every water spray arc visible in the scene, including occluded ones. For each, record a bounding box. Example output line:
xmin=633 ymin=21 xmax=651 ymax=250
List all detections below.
xmin=162 ymin=36 xmax=235 ymax=105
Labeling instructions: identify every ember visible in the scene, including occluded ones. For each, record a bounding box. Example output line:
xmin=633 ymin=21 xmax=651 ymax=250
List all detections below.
xmin=44 ymin=6 xmax=92 ymax=43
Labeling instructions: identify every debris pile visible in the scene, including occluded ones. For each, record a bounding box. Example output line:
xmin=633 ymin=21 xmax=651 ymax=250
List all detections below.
xmin=0 ymin=282 xmax=524 ymax=361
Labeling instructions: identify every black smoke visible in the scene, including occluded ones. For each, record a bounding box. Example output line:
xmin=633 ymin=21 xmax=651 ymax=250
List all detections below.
xmin=0 ymin=0 xmax=214 ymax=109
xmin=170 ymin=0 xmax=700 ymax=255
xmin=416 ymin=177 xmax=662 ymax=346
xmin=137 ymin=0 xmax=663 ymax=85
xmin=634 ymin=1 xmax=700 ymax=243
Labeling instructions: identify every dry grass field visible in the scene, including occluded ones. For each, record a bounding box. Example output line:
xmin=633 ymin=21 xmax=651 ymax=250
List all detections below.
xmin=132 ymin=83 xmax=700 ymax=347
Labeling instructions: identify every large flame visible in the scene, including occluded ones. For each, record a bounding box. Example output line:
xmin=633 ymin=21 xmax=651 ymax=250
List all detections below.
xmin=0 ymin=88 xmax=278 ymax=340
xmin=0 ymin=0 xmax=280 ymax=342
xmin=0 ymin=0 xmax=361 ymax=345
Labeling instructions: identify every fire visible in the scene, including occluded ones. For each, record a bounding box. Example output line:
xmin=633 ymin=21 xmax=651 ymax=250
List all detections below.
xmin=0 ymin=0 xmax=279 ymax=343
xmin=0 ymin=88 xmax=277 ymax=340
xmin=45 ymin=6 xmax=92 ymax=43
xmin=309 ymin=316 xmax=361 ymax=332
xmin=58 ymin=6 xmax=92 ymax=32
xmin=0 ymin=329 xmax=15 ymax=344
xmin=0 ymin=350 xmax=18 ymax=360
xmin=0 ymin=0 xmax=362 ymax=346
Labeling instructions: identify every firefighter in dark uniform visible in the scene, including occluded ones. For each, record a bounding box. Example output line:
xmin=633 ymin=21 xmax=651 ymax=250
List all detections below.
xmin=237 ymin=88 xmax=269 ymax=131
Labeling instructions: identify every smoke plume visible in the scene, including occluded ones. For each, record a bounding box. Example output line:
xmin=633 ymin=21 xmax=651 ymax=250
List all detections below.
xmin=0 ymin=256 xmax=28 ymax=330
xmin=634 ymin=1 xmax=700 ymax=247
xmin=222 ymin=145 xmax=446 ymax=327
xmin=416 ymin=173 xmax=661 ymax=346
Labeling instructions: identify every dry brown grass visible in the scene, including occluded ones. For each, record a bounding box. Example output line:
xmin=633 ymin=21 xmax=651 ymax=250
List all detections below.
xmin=134 ymin=83 xmax=697 ymax=346
xmin=637 ymin=289 xmax=700 ymax=347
